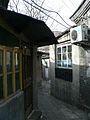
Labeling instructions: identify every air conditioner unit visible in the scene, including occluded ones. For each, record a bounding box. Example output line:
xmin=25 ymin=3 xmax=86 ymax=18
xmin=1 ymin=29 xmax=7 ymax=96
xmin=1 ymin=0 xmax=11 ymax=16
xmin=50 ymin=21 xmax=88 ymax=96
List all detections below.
xmin=70 ymin=25 xmax=88 ymax=44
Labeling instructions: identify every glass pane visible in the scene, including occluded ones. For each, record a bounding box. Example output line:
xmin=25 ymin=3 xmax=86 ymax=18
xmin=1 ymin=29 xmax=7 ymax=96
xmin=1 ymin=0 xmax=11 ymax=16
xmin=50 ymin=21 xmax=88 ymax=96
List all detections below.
xmin=6 ymin=52 xmax=13 ymax=95
xmin=7 ymin=74 xmax=13 ymax=95
xmin=6 ymin=52 xmax=12 ymax=72
xmin=15 ymin=52 xmax=19 ymax=71
xmin=57 ymin=54 xmax=61 ymax=61
xmin=62 ymin=46 xmax=66 ymax=53
xmin=62 ymin=53 xmax=67 ymax=67
xmin=62 ymin=60 xmax=67 ymax=67
xmin=57 ymin=60 xmax=61 ymax=66
xmin=0 ymin=76 xmax=3 ymax=99
xmin=57 ymin=47 xmax=61 ymax=53
xmin=68 ymin=45 xmax=72 ymax=52
xmin=0 ymin=50 xmax=3 ymax=74
xmin=68 ymin=53 xmax=72 ymax=67
xmin=15 ymin=72 xmax=20 ymax=90
xmin=68 ymin=53 xmax=72 ymax=59
xmin=62 ymin=54 xmax=66 ymax=60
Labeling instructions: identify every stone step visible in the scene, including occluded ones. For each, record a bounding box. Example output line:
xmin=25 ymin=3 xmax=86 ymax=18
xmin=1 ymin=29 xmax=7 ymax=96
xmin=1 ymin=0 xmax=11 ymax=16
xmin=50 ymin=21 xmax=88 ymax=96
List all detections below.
xmin=27 ymin=110 xmax=42 ymax=120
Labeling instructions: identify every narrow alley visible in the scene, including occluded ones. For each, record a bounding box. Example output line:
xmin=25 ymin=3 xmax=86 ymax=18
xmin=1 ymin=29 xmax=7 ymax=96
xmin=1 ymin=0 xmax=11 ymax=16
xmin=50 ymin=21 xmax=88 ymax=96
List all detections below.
xmin=38 ymin=80 xmax=89 ymax=120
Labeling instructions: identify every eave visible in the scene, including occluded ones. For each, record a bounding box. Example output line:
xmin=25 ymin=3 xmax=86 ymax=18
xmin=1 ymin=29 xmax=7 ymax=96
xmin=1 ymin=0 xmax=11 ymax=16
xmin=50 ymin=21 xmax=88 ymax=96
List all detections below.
xmin=70 ymin=0 xmax=90 ymax=24
xmin=0 ymin=7 xmax=57 ymax=47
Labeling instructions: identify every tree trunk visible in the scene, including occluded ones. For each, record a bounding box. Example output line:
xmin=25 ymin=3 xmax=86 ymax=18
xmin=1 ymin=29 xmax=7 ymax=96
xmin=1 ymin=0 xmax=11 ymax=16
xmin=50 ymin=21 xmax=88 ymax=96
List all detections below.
xmin=0 ymin=0 xmax=9 ymax=9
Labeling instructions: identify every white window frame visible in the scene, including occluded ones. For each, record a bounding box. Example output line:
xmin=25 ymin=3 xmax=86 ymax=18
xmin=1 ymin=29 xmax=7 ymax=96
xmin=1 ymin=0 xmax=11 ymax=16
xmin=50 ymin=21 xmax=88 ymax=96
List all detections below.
xmin=56 ymin=43 xmax=72 ymax=69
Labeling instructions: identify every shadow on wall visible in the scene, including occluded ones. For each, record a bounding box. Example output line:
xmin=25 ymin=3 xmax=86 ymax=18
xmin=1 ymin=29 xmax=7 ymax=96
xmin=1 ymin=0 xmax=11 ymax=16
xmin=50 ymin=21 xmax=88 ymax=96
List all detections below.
xmin=49 ymin=62 xmax=90 ymax=110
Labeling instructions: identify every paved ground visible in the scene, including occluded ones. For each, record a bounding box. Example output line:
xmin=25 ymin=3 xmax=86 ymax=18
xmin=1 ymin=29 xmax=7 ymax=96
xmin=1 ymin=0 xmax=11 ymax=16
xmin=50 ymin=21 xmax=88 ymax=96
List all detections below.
xmin=38 ymin=80 xmax=89 ymax=120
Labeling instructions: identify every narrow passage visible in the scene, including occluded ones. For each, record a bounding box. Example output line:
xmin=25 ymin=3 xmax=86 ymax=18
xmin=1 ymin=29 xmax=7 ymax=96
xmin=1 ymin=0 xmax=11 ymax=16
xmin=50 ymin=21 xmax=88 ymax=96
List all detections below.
xmin=38 ymin=80 xmax=89 ymax=120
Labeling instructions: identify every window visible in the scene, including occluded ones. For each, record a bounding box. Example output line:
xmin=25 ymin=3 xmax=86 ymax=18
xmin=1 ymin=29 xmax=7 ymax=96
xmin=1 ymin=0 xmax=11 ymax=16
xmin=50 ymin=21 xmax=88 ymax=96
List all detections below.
xmin=56 ymin=44 xmax=72 ymax=68
xmin=0 ymin=46 xmax=22 ymax=100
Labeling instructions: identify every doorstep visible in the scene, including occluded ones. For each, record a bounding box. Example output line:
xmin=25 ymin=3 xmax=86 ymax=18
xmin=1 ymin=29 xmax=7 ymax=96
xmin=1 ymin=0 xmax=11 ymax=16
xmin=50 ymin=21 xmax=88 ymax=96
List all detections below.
xmin=27 ymin=109 xmax=42 ymax=120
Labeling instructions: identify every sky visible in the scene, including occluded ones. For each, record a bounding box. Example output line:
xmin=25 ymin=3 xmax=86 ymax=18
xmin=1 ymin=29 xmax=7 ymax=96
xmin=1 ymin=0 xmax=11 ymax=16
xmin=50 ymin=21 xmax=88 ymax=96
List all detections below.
xmin=8 ymin=0 xmax=83 ymax=32
xmin=42 ymin=0 xmax=83 ymax=31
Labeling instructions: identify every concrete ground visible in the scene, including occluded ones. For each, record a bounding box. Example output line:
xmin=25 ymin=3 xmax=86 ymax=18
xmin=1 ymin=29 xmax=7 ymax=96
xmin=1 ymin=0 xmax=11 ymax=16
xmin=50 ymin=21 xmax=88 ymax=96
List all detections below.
xmin=38 ymin=80 xmax=89 ymax=120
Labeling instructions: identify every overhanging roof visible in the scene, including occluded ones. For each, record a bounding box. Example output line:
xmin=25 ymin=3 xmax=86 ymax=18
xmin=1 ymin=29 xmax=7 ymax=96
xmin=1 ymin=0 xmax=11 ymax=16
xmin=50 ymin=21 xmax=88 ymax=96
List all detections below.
xmin=0 ymin=8 xmax=57 ymax=47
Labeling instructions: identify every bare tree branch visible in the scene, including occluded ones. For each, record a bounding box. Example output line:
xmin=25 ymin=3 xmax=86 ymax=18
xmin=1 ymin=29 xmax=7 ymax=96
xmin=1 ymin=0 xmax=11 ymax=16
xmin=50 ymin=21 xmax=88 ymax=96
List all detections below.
xmin=8 ymin=0 xmax=69 ymax=29
xmin=12 ymin=0 xmax=19 ymax=12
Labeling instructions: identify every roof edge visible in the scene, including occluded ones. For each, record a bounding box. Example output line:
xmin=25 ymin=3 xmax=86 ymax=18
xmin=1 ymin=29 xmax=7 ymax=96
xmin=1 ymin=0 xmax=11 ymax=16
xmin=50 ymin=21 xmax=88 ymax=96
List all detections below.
xmin=56 ymin=26 xmax=76 ymax=39
xmin=70 ymin=0 xmax=86 ymax=19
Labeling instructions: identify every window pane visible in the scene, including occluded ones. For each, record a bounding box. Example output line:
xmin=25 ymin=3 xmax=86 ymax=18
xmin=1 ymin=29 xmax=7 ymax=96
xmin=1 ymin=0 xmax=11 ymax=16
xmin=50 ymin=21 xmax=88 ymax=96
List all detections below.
xmin=7 ymin=74 xmax=13 ymax=95
xmin=62 ymin=60 xmax=67 ymax=67
xmin=57 ymin=54 xmax=61 ymax=61
xmin=62 ymin=54 xmax=67 ymax=67
xmin=6 ymin=52 xmax=13 ymax=95
xmin=57 ymin=47 xmax=61 ymax=53
xmin=15 ymin=72 xmax=20 ymax=90
xmin=15 ymin=52 xmax=20 ymax=90
xmin=62 ymin=54 xmax=66 ymax=60
xmin=68 ymin=53 xmax=72 ymax=67
xmin=15 ymin=53 xmax=19 ymax=71
xmin=68 ymin=45 xmax=72 ymax=52
xmin=6 ymin=52 xmax=12 ymax=72
xmin=62 ymin=46 xmax=66 ymax=53
xmin=68 ymin=53 xmax=72 ymax=59
xmin=57 ymin=60 xmax=61 ymax=66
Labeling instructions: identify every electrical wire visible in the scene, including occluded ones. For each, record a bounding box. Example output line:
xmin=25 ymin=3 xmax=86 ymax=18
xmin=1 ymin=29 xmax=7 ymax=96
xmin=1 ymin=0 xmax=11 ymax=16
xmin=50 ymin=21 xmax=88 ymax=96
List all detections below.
xmin=69 ymin=0 xmax=76 ymax=8
xmin=30 ymin=0 xmax=71 ymax=27
xmin=37 ymin=0 xmax=46 ymax=16
xmin=50 ymin=9 xmax=61 ymax=28
xmin=61 ymin=0 xmax=73 ymax=13
xmin=23 ymin=0 xmax=69 ymax=28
